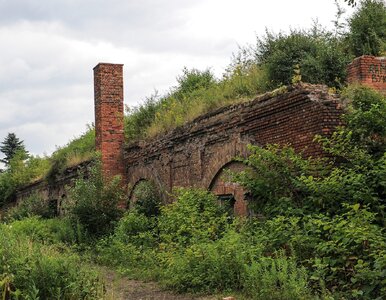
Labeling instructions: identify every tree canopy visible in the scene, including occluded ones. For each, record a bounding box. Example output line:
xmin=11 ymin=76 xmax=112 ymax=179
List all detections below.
xmin=0 ymin=133 xmax=28 ymax=167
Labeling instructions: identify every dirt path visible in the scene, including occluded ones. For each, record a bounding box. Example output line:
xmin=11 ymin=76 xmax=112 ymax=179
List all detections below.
xmin=101 ymin=267 xmax=219 ymax=300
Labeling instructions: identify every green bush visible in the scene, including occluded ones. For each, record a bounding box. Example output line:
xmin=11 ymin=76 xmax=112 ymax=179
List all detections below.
xmin=132 ymin=180 xmax=162 ymax=217
xmin=243 ymin=251 xmax=312 ymax=300
xmin=253 ymin=27 xmax=351 ymax=89
xmin=0 ymin=152 xmax=50 ymax=207
xmin=162 ymin=229 xmax=258 ymax=293
xmin=67 ymin=161 xmax=124 ymax=238
xmin=158 ymin=188 xmax=228 ymax=249
xmin=231 ymin=144 xmax=322 ymax=216
xmin=113 ymin=210 xmax=157 ymax=248
xmin=5 ymin=216 xmax=83 ymax=245
xmin=347 ymin=0 xmax=386 ymax=56
xmin=0 ymin=222 xmax=104 ymax=299
xmin=5 ymin=193 xmax=55 ymax=221
xmin=306 ymin=205 xmax=386 ymax=299
xmin=96 ymin=210 xmax=159 ymax=279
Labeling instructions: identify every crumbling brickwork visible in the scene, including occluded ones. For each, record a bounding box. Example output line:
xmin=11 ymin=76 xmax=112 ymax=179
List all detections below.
xmin=124 ymin=84 xmax=344 ymax=214
xmin=15 ymin=56 xmax=386 ymax=216
xmin=347 ymin=55 xmax=386 ymax=95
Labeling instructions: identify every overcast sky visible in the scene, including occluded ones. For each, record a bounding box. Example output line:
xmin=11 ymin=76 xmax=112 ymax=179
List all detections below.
xmin=0 ymin=0 xmax=355 ymax=160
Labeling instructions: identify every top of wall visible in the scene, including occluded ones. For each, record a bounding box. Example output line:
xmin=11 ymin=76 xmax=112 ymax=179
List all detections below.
xmin=347 ymin=55 xmax=386 ymax=95
xmin=124 ymin=83 xmax=342 ymax=160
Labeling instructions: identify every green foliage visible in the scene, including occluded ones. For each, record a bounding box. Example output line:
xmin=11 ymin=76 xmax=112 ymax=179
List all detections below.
xmin=253 ymin=27 xmax=351 ymax=89
xmin=67 ymin=161 xmax=124 ymax=237
xmin=158 ymin=188 xmax=228 ymax=249
xmin=113 ymin=210 xmax=157 ymax=248
xmin=347 ymin=0 xmax=386 ymax=56
xmin=132 ymin=180 xmax=162 ymax=217
xmin=0 ymin=152 xmax=50 ymax=207
xmin=242 ymin=251 xmax=312 ymax=300
xmin=0 ymin=132 xmax=28 ymax=167
xmin=47 ymin=127 xmax=96 ymax=182
xmin=96 ymin=210 xmax=159 ymax=279
xmin=3 ymin=216 xmax=82 ymax=245
xmin=124 ymin=93 xmax=160 ymax=140
xmin=232 ymin=144 xmax=323 ymax=216
xmin=342 ymin=85 xmax=386 ymax=156
xmin=0 ymin=221 xmax=104 ymax=299
xmin=174 ymin=67 xmax=216 ymax=98
xmin=162 ymin=229 xmax=255 ymax=293
xmin=5 ymin=192 xmax=55 ymax=221
xmin=306 ymin=205 xmax=386 ymax=298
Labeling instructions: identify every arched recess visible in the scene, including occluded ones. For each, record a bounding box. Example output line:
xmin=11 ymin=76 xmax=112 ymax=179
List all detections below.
xmin=127 ymin=177 xmax=164 ymax=210
xmin=126 ymin=164 xmax=167 ymax=207
xmin=208 ymin=161 xmax=248 ymax=216
xmin=127 ymin=178 xmax=148 ymax=208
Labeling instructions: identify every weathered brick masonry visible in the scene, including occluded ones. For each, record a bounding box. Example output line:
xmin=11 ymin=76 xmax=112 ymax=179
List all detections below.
xmin=14 ymin=56 xmax=385 ymax=215
xmin=124 ymin=84 xmax=343 ymax=214
xmin=347 ymin=55 xmax=386 ymax=95
xmin=94 ymin=63 xmax=125 ymax=180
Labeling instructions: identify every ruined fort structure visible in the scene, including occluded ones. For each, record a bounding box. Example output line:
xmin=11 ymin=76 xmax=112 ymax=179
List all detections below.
xmin=16 ymin=55 xmax=386 ymax=215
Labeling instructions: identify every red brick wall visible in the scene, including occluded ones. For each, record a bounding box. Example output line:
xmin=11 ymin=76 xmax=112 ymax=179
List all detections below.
xmin=94 ymin=63 xmax=125 ymax=179
xmin=347 ymin=55 xmax=386 ymax=95
xmin=124 ymin=84 xmax=344 ymax=215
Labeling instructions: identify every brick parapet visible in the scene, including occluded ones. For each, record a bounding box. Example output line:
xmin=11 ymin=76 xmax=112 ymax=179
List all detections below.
xmin=347 ymin=55 xmax=386 ymax=95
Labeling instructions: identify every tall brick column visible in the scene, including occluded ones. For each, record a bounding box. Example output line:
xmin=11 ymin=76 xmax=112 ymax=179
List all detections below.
xmin=94 ymin=63 xmax=125 ymax=179
xmin=347 ymin=55 xmax=386 ymax=95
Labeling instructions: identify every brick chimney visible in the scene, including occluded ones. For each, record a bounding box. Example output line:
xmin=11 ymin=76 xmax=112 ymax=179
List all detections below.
xmin=94 ymin=63 xmax=125 ymax=179
xmin=347 ymin=55 xmax=386 ymax=95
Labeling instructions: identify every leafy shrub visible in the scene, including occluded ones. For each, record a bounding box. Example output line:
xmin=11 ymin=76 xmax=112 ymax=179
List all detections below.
xmin=113 ymin=210 xmax=157 ymax=248
xmin=5 ymin=192 xmax=55 ymax=221
xmin=231 ymin=144 xmax=322 ymax=216
xmin=124 ymin=93 xmax=161 ymax=140
xmin=67 ymin=161 xmax=124 ymax=237
xmin=0 ymin=152 xmax=50 ymax=207
xmin=242 ymin=251 xmax=312 ymax=300
xmin=347 ymin=0 xmax=386 ymax=56
xmin=0 ymin=222 xmax=104 ymax=299
xmin=253 ymin=27 xmax=351 ymax=89
xmin=96 ymin=210 xmax=159 ymax=279
xmin=158 ymin=188 xmax=228 ymax=249
xmin=132 ymin=180 xmax=162 ymax=217
xmin=306 ymin=205 xmax=386 ymax=299
xmin=342 ymin=85 xmax=386 ymax=157
xmin=5 ymin=216 xmax=82 ymax=245
xmin=174 ymin=68 xmax=216 ymax=99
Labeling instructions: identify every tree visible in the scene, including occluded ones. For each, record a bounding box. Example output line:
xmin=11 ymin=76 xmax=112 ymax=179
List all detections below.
xmin=0 ymin=133 xmax=28 ymax=167
xmin=347 ymin=0 xmax=386 ymax=56
xmin=254 ymin=27 xmax=350 ymax=89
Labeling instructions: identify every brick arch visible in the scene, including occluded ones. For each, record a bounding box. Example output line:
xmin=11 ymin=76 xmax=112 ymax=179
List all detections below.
xmin=208 ymin=161 xmax=248 ymax=216
xmin=126 ymin=166 xmax=167 ymax=207
xmin=127 ymin=178 xmax=148 ymax=202
xmin=201 ymin=136 xmax=253 ymax=190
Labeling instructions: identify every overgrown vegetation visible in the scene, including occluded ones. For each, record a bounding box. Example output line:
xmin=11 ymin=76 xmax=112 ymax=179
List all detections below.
xmin=0 ymin=218 xmax=104 ymax=299
xmin=0 ymin=127 xmax=95 ymax=207
xmin=1 ymin=0 xmax=384 ymax=207
xmin=123 ymin=0 xmax=385 ymax=140
xmin=347 ymin=0 xmax=386 ymax=56
xmin=97 ymin=85 xmax=386 ymax=299
xmin=0 ymin=2 xmax=385 ymax=299
xmin=1 ymin=85 xmax=385 ymax=299
xmin=66 ymin=161 xmax=124 ymax=238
